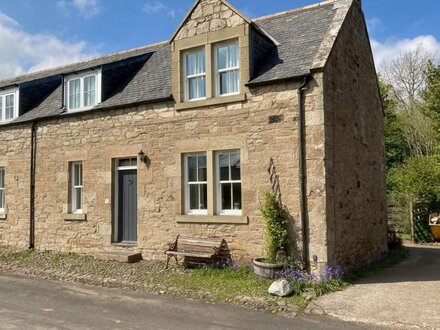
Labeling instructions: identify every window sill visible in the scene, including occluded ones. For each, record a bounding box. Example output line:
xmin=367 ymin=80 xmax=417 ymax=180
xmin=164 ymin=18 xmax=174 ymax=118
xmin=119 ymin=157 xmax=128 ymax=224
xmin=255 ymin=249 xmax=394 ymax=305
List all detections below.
xmin=176 ymin=214 xmax=248 ymax=224
xmin=63 ymin=213 xmax=87 ymax=221
xmin=0 ymin=213 xmax=7 ymax=220
xmin=175 ymin=93 xmax=246 ymax=111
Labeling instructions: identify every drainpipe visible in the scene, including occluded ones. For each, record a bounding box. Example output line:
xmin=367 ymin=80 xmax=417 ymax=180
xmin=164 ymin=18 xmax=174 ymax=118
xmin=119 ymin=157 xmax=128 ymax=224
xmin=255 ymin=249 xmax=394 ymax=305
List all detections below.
xmin=29 ymin=121 xmax=37 ymax=249
xmin=297 ymin=76 xmax=310 ymax=271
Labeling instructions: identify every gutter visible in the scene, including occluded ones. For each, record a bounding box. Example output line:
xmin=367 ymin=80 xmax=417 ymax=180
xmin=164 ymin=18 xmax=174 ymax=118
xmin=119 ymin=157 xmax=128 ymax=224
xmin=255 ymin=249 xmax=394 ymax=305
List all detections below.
xmin=29 ymin=121 xmax=37 ymax=249
xmin=297 ymin=76 xmax=310 ymax=271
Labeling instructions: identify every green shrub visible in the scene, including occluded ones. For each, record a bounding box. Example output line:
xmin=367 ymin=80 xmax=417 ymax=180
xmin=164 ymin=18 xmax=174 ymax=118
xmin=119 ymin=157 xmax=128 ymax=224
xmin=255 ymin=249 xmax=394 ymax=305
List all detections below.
xmin=259 ymin=192 xmax=288 ymax=263
xmin=388 ymin=156 xmax=440 ymax=203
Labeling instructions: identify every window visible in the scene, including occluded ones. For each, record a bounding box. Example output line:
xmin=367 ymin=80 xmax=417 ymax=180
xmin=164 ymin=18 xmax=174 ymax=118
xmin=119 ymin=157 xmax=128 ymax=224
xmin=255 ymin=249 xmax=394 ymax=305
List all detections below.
xmin=184 ymin=153 xmax=207 ymax=214
xmin=66 ymin=71 xmax=101 ymax=111
xmin=215 ymin=41 xmax=240 ymax=96
xmin=0 ymin=168 xmax=4 ymax=213
xmin=216 ymin=151 xmax=241 ymax=215
xmin=0 ymin=90 xmax=19 ymax=123
xmin=70 ymin=162 xmax=83 ymax=213
xmin=184 ymin=49 xmax=206 ymax=101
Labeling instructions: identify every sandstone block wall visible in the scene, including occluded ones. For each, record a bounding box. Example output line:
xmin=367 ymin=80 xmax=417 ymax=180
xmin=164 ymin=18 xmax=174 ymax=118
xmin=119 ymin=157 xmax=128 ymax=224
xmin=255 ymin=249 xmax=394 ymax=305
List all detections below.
xmin=0 ymin=124 xmax=32 ymax=249
xmin=0 ymin=82 xmax=321 ymax=264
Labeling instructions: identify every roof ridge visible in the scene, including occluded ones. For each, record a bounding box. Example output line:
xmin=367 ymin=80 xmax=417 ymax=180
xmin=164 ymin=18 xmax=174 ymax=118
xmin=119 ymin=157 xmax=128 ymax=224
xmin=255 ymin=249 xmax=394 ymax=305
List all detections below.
xmin=0 ymin=40 xmax=169 ymax=86
xmin=253 ymin=0 xmax=335 ymax=22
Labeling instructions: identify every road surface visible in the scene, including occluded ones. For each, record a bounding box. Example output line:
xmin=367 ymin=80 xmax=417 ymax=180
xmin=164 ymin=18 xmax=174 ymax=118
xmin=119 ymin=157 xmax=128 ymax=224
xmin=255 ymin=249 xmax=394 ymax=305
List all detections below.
xmin=0 ymin=272 xmax=376 ymax=329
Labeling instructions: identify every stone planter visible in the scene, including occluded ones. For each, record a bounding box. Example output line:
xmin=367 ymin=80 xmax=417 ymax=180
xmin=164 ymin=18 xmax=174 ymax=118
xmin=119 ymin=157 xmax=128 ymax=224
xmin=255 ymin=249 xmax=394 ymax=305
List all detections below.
xmin=253 ymin=258 xmax=284 ymax=279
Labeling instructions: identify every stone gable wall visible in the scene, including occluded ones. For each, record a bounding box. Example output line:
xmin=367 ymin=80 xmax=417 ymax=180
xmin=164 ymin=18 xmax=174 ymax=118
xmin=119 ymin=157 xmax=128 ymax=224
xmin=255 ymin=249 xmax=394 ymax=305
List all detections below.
xmin=175 ymin=0 xmax=245 ymax=40
xmin=323 ymin=3 xmax=388 ymax=267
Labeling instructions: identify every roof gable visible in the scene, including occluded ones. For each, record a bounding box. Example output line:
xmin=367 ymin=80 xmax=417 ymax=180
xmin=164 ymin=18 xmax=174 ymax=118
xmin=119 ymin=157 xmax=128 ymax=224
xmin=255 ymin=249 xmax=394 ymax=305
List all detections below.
xmin=171 ymin=0 xmax=251 ymax=41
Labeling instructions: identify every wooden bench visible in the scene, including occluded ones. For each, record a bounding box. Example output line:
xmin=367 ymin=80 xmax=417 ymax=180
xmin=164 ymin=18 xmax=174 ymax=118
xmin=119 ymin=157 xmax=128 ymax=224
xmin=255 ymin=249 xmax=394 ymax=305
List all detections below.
xmin=164 ymin=235 xmax=229 ymax=268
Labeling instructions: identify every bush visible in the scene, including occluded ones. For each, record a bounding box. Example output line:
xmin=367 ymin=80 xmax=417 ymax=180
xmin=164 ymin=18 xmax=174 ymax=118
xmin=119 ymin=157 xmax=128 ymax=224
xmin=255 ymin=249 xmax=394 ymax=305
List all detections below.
xmin=388 ymin=156 xmax=440 ymax=203
xmin=259 ymin=192 xmax=288 ymax=263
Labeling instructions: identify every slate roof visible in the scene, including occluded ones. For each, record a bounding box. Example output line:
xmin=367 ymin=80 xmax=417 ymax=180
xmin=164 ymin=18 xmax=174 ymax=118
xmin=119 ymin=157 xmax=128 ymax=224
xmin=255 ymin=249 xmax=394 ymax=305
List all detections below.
xmin=0 ymin=0 xmax=342 ymax=125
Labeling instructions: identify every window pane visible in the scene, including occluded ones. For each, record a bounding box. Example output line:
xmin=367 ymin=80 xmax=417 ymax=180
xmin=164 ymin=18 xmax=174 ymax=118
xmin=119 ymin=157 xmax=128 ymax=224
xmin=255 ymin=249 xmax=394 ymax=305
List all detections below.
xmin=189 ymin=184 xmax=199 ymax=210
xmin=0 ymin=169 xmax=4 ymax=188
xmin=74 ymin=188 xmax=82 ymax=210
xmin=186 ymin=52 xmax=196 ymax=76
xmin=200 ymin=184 xmax=207 ymax=210
xmin=74 ymin=163 xmax=82 ymax=186
xmin=221 ymin=183 xmax=232 ymax=210
xmin=220 ymin=70 xmax=239 ymax=95
xmin=5 ymin=95 xmax=14 ymax=119
xmin=69 ymin=79 xmax=80 ymax=109
xmin=233 ymin=183 xmax=241 ymax=210
xmin=0 ymin=97 xmax=3 ymax=120
xmin=188 ymin=76 xmax=206 ymax=100
xmin=198 ymin=155 xmax=207 ymax=181
xmin=229 ymin=44 xmax=239 ymax=68
xmin=219 ymin=154 xmax=229 ymax=181
xmin=187 ymin=156 xmax=197 ymax=182
xmin=84 ymin=76 xmax=96 ymax=107
xmin=197 ymin=51 xmax=205 ymax=75
xmin=230 ymin=152 xmax=241 ymax=180
xmin=217 ymin=46 xmax=227 ymax=70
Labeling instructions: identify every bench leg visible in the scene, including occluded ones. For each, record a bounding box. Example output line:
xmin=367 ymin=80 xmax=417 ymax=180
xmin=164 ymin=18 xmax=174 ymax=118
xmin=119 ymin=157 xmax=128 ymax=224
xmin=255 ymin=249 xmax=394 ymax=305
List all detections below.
xmin=166 ymin=255 xmax=171 ymax=269
xmin=165 ymin=254 xmax=179 ymax=269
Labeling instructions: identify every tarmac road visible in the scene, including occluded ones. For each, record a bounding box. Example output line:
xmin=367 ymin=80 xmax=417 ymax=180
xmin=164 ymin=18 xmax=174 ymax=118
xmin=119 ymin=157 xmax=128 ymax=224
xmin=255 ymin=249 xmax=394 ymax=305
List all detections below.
xmin=0 ymin=273 xmax=377 ymax=330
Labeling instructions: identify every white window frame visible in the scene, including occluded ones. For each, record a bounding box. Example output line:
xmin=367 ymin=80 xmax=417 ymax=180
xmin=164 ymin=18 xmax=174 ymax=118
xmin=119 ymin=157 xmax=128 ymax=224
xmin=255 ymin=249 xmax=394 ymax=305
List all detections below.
xmin=70 ymin=162 xmax=83 ymax=214
xmin=184 ymin=153 xmax=208 ymax=215
xmin=65 ymin=70 xmax=102 ymax=112
xmin=0 ymin=167 xmax=5 ymax=213
xmin=183 ymin=48 xmax=207 ymax=102
xmin=0 ymin=89 xmax=19 ymax=123
xmin=216 ymin=150 xmax=242 ymax=216
xmin=214 ymin=40 xmax=240 ymax=97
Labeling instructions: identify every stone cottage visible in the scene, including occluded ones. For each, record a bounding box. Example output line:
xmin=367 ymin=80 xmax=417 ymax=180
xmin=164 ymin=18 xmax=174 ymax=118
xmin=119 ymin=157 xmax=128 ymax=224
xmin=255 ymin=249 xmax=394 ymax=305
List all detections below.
xmin=0 ymin=0 xmax=387 ymax=271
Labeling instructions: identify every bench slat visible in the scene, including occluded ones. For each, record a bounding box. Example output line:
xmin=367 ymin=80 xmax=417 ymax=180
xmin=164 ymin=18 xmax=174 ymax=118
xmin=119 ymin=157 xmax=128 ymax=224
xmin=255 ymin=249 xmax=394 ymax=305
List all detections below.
xmin=179 ymin=239 xmax=222 ymax=246
xmin=166 ymin=251 xmax=213 ymax=258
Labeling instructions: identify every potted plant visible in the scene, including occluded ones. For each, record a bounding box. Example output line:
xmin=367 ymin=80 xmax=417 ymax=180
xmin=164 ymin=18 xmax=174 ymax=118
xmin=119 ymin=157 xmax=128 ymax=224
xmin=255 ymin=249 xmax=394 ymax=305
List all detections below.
xmin=253 ymin=192 xmax=289 ymax=279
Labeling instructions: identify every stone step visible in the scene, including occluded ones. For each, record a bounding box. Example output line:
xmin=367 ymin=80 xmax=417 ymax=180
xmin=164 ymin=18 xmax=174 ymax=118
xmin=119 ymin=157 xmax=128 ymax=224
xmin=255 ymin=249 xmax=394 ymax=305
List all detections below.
xmin=95 ymin=251 xmax=143 ymax=263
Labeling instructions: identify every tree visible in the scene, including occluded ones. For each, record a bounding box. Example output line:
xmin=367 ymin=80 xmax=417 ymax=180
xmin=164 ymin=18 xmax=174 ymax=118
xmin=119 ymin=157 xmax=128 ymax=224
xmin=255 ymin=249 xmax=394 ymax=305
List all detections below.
xmin=380 ymin=79 xmax=410 ymax=169
xmin=421 ymin=61 xmax=440 ymax=152
xmin=381 ymin=45 xmax=433 ymax=107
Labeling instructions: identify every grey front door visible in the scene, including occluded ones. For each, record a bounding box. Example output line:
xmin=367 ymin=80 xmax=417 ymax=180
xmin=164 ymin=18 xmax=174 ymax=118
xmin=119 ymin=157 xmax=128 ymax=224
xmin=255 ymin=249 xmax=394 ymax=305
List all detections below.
xmin=118 ymin=169 xmax=137 ymax=242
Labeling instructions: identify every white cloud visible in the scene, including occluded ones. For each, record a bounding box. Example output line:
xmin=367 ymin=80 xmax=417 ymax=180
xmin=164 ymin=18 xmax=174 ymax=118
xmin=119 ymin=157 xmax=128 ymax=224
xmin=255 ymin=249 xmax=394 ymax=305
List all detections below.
xmin=57 ymin=0 xmax=100 ymax=19
xmin=0 ymin=10 xmax=100 ymax=80
xmin=366 ymin=17 xmax=381 ymax=34
xmin=143 ymin=1 xmax=176 ymax=18
xmin=371 ymin=35 xmax=440 ymax=69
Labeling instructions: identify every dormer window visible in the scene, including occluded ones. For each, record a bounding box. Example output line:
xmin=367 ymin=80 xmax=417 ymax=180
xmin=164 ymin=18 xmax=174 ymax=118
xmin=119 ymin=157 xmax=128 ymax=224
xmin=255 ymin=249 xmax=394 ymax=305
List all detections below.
xmin=184 ymin=48 xmax=206 ymax=101
xmin=66 ymin=71 xmax=101 ymax=111
xmin=0 ymin=89 xmax=19 ymax=123
xmin=215 ymin=40 xmax=240 ymax=96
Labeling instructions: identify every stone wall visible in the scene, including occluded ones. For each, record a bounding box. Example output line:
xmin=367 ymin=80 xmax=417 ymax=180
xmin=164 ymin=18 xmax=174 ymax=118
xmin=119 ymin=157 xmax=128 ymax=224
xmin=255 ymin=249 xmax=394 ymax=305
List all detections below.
xmin=323 ymin=2 xmax=388 ymax=267
xmin=0 ymin=81 xmax=328 ymax=264
xmin=0 ymin=124 xmax=32 ymax=249
xmin=175 ymin=0 xmax=245 ymax=40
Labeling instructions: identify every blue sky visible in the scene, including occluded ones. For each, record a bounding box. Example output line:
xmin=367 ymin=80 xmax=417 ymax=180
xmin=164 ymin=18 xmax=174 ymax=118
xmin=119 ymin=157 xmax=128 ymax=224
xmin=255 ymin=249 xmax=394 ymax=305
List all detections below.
xmin=0 ymin=0 xmax=439 ymax=79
